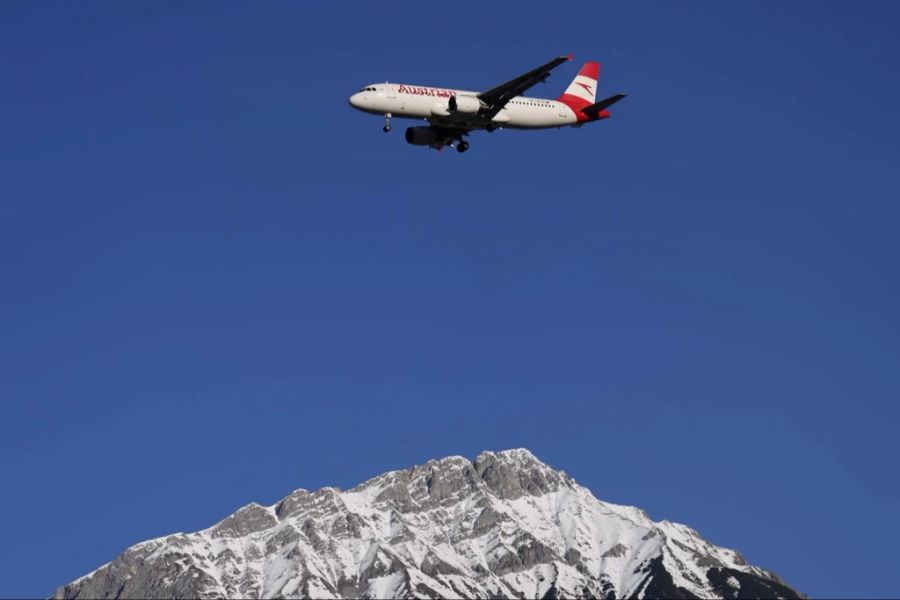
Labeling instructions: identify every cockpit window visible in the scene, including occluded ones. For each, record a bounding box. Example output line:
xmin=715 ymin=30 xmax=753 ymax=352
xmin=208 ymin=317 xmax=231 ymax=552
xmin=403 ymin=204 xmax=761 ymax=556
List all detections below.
xmin=359 ymin=86 xmax=377 ymax=92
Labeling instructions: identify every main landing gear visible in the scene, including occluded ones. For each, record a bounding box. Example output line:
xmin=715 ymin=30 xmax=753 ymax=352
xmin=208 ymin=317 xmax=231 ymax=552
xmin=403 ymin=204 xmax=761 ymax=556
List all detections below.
xmin=383 ymin=113 xmax=391 ymax=133
xmin=456 ymin=140 xmax=469 ymax=153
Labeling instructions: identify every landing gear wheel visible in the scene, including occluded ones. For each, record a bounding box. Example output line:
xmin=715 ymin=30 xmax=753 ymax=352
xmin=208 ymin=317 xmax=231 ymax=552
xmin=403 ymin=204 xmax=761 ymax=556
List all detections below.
xmin=383 ymin=125 xmax=391 ymax=133
xmin=457 ymin=141 xmax=469 ymax=153
xmin=383 ymin=113 xmax=392 ymax=133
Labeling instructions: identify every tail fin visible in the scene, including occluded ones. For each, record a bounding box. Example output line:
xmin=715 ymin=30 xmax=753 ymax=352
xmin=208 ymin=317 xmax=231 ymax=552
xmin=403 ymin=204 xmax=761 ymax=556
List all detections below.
xmin=558 ymin=61 xmax=599 ymax=111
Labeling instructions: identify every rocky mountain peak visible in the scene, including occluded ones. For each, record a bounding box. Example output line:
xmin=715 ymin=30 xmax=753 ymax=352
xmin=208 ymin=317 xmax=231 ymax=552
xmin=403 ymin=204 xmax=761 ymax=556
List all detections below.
xmin=473 ymin=448 xmax=566 ymax=500
xmin=53 ymin=449 xmax=803 ymax=600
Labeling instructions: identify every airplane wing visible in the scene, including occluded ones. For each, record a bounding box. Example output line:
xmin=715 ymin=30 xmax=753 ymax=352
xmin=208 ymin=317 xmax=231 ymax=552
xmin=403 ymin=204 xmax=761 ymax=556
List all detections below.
xmin=477 ymin=55 xmax=572 ymax=117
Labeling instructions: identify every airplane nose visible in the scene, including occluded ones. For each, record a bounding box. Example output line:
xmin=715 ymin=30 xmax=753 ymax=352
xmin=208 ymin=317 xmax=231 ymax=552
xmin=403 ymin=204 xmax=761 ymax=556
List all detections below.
xmin=349 ymin=93 xmax=363 ymax=109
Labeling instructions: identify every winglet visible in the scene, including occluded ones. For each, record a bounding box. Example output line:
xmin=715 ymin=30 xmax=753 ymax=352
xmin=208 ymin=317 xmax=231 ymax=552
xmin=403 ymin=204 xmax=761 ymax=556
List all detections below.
xmin=567 ymin=53 xmax=574 ymax=61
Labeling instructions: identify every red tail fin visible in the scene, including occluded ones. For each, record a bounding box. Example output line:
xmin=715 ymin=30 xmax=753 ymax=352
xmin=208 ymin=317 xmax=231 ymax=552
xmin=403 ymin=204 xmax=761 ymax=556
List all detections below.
xmin=558 ymin=62 xmax=600 ymax=111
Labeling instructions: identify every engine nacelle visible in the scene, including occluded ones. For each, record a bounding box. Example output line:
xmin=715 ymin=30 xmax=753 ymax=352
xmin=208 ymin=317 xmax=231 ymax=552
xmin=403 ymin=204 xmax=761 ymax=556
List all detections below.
xmin=405 ymin=126 xmax=437 ymax=146
xmin=448 ymin=94 xmax=484 ymax=114
xmin=430 ymin=101 xmax=450 ymax=117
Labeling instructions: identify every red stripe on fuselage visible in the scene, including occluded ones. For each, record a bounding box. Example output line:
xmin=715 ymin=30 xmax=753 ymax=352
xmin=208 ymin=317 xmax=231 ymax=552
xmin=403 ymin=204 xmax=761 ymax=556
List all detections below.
xmin=556 ymin=94 xmax=611 ymax=123
xmin=557 ymin=93 xmax=592 ymax=122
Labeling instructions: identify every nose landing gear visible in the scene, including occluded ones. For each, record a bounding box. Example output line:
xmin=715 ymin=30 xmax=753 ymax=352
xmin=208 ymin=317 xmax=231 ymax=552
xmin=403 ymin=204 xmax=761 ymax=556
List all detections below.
xmin=383 ymin=113 xmax=392 ymax=133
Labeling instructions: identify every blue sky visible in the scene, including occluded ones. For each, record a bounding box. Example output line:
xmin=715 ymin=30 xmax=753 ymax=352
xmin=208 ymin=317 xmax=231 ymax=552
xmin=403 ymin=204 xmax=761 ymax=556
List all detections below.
xmin=2 ymin=2 xmax=899 ymax=597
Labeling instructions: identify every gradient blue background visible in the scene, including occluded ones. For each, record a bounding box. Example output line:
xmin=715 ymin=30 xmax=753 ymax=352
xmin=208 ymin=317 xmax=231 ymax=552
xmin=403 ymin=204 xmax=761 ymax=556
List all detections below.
xmin=2 ymin=2 xmax=899 ymax=597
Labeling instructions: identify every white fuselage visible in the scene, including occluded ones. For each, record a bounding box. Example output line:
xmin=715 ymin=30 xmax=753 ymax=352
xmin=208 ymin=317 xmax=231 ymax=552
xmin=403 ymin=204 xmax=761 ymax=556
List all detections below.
xmin=348 ymin=83 xmax=580 ymax=130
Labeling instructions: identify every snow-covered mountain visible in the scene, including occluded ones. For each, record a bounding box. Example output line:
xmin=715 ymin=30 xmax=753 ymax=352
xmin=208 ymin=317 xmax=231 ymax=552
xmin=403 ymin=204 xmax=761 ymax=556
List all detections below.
xmin=53 ymin=449 xmax=802 ymax=599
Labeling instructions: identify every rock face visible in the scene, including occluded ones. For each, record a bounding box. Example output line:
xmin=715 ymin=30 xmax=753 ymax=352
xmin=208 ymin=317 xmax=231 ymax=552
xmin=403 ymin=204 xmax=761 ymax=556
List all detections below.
xmin=53 ymin=449 xmax=803 ymax=599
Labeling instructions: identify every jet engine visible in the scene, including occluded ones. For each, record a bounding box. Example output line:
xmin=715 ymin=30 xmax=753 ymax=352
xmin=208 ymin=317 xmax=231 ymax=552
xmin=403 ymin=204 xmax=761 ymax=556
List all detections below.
xmin=405 ymin=126 xmax=438 ymax=146
xmin=448 ymin=95 xmax=484 ymax=114
xmin=430 ymin=102 xmax=450 ymax=117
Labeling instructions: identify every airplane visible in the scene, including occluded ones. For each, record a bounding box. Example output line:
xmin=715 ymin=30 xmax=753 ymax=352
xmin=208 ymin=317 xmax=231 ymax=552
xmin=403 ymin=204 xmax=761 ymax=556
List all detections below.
xmin=347 ymin=55 xmax=626 ymax=152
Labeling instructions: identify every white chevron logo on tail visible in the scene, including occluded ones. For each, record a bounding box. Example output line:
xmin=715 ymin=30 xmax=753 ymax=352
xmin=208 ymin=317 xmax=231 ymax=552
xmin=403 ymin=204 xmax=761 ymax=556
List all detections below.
xmin=559 ymin=62 xmax=600 ymax=107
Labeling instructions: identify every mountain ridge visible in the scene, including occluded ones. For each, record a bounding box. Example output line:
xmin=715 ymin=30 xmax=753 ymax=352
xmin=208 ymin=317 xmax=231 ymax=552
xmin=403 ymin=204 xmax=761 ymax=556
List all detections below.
xmin=53 ymin=449 xmax=803 ymax=599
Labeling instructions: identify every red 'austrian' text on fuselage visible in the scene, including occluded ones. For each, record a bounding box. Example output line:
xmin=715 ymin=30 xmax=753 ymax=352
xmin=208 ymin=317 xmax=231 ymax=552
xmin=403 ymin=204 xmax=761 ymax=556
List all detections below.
xmin=398 ymin=85 xmax=456 ymax=98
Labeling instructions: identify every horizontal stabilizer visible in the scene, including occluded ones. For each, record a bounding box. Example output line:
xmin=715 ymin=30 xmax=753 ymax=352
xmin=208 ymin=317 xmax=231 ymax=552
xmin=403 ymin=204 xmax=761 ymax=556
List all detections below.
xmin=581 ymin=93 xmax=627 ymax=115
